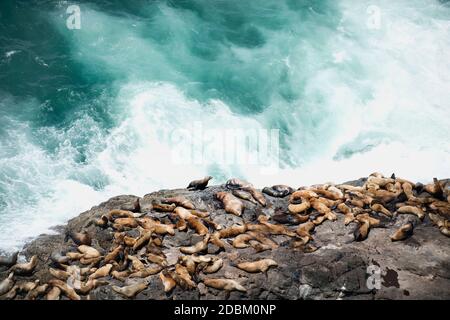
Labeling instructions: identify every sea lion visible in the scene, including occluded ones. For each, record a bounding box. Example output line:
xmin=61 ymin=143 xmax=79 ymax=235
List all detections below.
xmin=187 ymin=176 xmax=212 ymax=190
xmin=162 ymin=196 xmax=195 ymax=210
xmin=402 ymin=182 xmax=416 ymax=200
xmin=232 ymin=233 xmax=254 ymax=249
xmin=50 ymin=250 xmax=70 ymax=266
xmin=310 ymin=199 xmax=332 ymax=215
xmin=46 ymin=287 xmax=61 ymax=300
xmin=112 ymin=281 xmax=148 ymax=298
xmin=151 ymin=202 xmax=176 ymax=212
xmin=11 ymin=255 xmax=38 ymax=275
xmin=249 ymin=241 xmax=272 ymax=253
xmin=0 ymin=252 xmax=18 ymax=268
xmin=133 ymin=231 xmax=152 ymax=251
xmin=174 ymin=206 xmax=195 ymax=219
xmin=424 ymin=178 xmax=444 ymax=197
xmin=113 ymin=217 xmax=138 ymax=228
xmin=26 ymin=283 xmax=49 ymax=300
xmin=367 ymin=175 xmax=394 ymax=187
xmin=127 ymin=255 xmax=145 ymax=271
xmin=123 ymin=236 xmax=137 ymax=247
xmin=0 ymin=273 xmax=14 ymax=296
xmin=159 ymin=271 xmax=176 ymax=293
xmin=391 ymin=223 xmax=414 ymax=241
xmin=337 ymin=184 xmax=364 ymax=192
xmin=371 ymin=203 xmax=393 ymax=217
xmin=77 ymin=279 xmax=108 ymax=295
xmin=190 ymin=209 xmax=210 ymax=218
xmin=216 ymin=192 xmax=244 ymax=216
xmin=203 ymin=258 xmax=223 ymax=274
xmin=67 ymin=231 xmax=92 ymax=246
xmin=242 ymin=187 xmax=267 ymax=207
xmin=175 ymin=264 xmax=196 ymax=289
xmin=176 ymin=218 xmax=187 ymax=231
xmin=108 ymin=209 xmax=140 ymax=221
xmin=88 ymin=263 xmax=112 ymax=280
xmin=246 ymin=223 xmax=270 ymax=233
xmin=354 ymin=220 xmax=370 ymax=241
xmin=186 ymin=216 xmax=209 ymax=235
xmin=337 ymin=203 xmax=356 ymax=225
xmin=312 ymin=188 xmax=343 ymax=201
xmin=262 ymin=185 xmax=293 ymax=198
xmin=104 ymin=245 xmax=124 ymax=263
xmin=236 ymin=259 xmax=278 ymax=273
xmin=396 ymin=206 xmax=425 ymax=220
xmin=210 ymin=232 xmax=227 ymax=250
xmin=225 ymin=178 xmax=253 ymax=190
xmin=232 ymin=190 xmax=257 ymax=205
xmin=290 ymin=190 xmax=319 ymax=202
xmin=180 ymin=234 xmax=210 ymax=254
xmin=203 ymin=278 xmax=246 ymax=292
xmin=272 ymin=212 xmax=309 ymax=225
xmin=147 ymin=253 xmax=167 ymax=266
xmin=288 ymin=201 xmax=311 ymax=214
xmin=49 ymin=268 xmax=70 ymax=281
xmin=48 ymin=279 xmax=81 ymax=300
xmin=137 ymin=217 xmax=175 ymax=235
xmin=257 ymin=215 xmax=296 ymax=236
xmin=219 ymin=225 xmax=247 ymax=238
xmin=296 ymin=221 xmax=315 ymax=244
xmin=111 ymin=270 xmax=131 ymax=282
xmin=202 ymin=217 xmax=222 ymax=231
xmin=16 ymin=280 xmax=39 ymax=293
xmin=129 ymin=266 xmax=163 ymax=278
xmin=429 ymin=213 xmax=450 ymax=237
xmin=93 ymin=215 xmax=109 ymax=228
xmin=247 ymin=231 xmax=278 ymax=249
xmin=80 ymin=256 xmax=102 ymax=265
xmin=77 ymin=245 xmax=101 ymax=259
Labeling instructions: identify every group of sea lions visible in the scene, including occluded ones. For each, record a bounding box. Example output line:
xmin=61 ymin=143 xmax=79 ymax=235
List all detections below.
xmin=0 ymin=173 xmax=449 ymax=300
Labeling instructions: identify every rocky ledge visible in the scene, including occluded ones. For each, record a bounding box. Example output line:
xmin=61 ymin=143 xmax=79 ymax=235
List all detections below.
xmin=0 ymin=174 xmax=449 ymax=300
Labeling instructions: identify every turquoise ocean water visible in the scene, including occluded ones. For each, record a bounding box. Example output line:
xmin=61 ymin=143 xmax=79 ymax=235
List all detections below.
xmin=0 ymin=0 xmax=449 ymax=251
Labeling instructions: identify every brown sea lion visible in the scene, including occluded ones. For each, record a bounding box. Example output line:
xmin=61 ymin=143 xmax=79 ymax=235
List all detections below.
xmin=11 ymin=255 xmax=38 ymax=275
xmin=186 ymin=216 xmax=209 ymax=235
xmin=49 ymin=268 xmax=71 ymax=281
xmin=288 ymin=201 xmax=311 ymax=214
xmin=46 ymin=287 xmax=61 ymax=300
xmin=127 ymin=255 xmax=145 ymax=271
xmin=272 ymin=212 xmax=309 ymax=225
xmin=175 ymin=264 xmax=196 ymax=289
xmin=187 ymin=176 xmax=212 ymax=190
xmin=296 ymin=221 xmax=315 ymax=244
xmin=77 ymin=245 xmax=101 ymax=259
xmin=232 ymin=190 xmax=257 ymax=205
xmin=232 ymin=233 xmax=254 ymax=249
xmin=203 ymin=258 xmax=223 ymax=274
xmin=236 ymin=259 xmax=278 ymax=273
xmin=129 ymin=266 xmax=163 ymax=278
xmin=48 ymin=279 xmax=80 ymax=300
xmin=225 ymin=178 xmax=253 ymax=190
xmin=180 ymin=234 xmax=210 ymax=254
xmin=93 ymin=215 xmax=109 ymax=228
xmin=77 ymin=279 xmax=108 ymax=295
xmin=396 ymin=206 xmax=425 ymax=220
xmin=203 ymin=278 xmax=246 ymax=292
xmin=162 ymin=196 xmax=195 ymax=210
xmin=159 ymin=271 xmax=176 ymax=293
xmin=112 ymin=281 xmax=148 ymax=298
xmin=216 ymin=192 xmax=244 ymax=216
xmin=113 ymin=217 xmax=138 ymax=228
xmin=242 ymin=187 xmax=267 ymax=207
xmin=104 ymin=245 xmax=124 ymax=263
xmin=257 ymin=215 xmax=296 ymax=236
xmin=371 ymin=203 xmax=393 ymax=217
xmin=147 ymin=253 xmax=167 ymax=267
xmin=391 ymin=223 xmax=414 ymax=241
xmin=151 ymin=202 xmax=176 ymax=212
xmin=88 ymin=264 xmax=112 ymax=280
xmin=50 ymin=250 xmax=70 ymax=266
xmin=290 ymin=190 xmax=318 ymax=202
xmin=337 ymin=203 xmax=356 ymax=225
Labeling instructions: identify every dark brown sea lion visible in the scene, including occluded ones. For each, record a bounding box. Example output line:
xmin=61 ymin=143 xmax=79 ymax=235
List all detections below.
xmin=67 ymin=231 xmax=92 ymax=246
xmin=0 ymin=252 xmax=18 ymax=268
xmin=262 ymin=185 xmax=293 ymax=198
xmin=187 ymin=176 xmax=213 ymax=190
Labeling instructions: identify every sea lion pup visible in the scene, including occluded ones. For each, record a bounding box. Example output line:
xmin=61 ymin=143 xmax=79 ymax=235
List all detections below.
xmin=232 ymin=190 xmax=258 ymax=205
xmin=242 ymin=186 xmax=267 ymax=207
xmin=151 ymin=201 xmax=176 ymax=212
xmin=0 ymin=273 xmax=15 ymax=296
xmin=67 ymin=231 xmax=92 ymax=246
xmin=203 ymin=258 xmax=224 ymax=274
xmin=0 ymin=252 xmax=18 ymax=268
xmin=49 ymin=268 xmax=71 ymax=281
xmin=175 ymin=264 xmax=196 ymax=289
xmin=371 ymin=203 xmax=393 ymax=217
xmin=225 ymin=178 xmax=253 ymax=190
xmin=288 ymin=200 xmax=311 ymax=214
xmin=187 ymin=176 xmax=213 ymax=190
xmin=129 ymin=265 xmax=163 ymax=278
xmin=46 ymin=286 xmax=61 ymax=300
xmin=112 ymin=280 xmax=148 ymax=298
xmin=159 ymin=271 xmax=177 ymax=293
xmin=203 ymin=278 xmax=246 ymax=292
xmin=48 ymin=280 xmax=81 ymax=300
xmin=216 ymin=192 xmax=244 ymax=216
xmin=88 ymin=263 xmax=112 ymax=280
xmin=273 ymin=212 xmax=309 ymax=225
xmin=77 ymin=245 xmax=101 ymax=259
xmin=337 ymin=203 xmax=356 ymax=225
xmin=236 ymin=259 xmax=278 ymax=273
xmin=232 ymin=233 xmax=254 ymax=249
xmin=296 ymin=221 xmax=315 ymax=244
xmin=180 ymin=234 xmax=210 ymax=254
xmin=11 ymin=255 xmax=38 ymax=275
xmin=219 ymin=224 xmax=247 ymax=238
xmin=257 ymin=215 xmax=296 ymax=237
xmin=263 ymin=185 xmax=294 ymax=198
xmin=162 ymin=196 xmax=195 ymax=210
xmin=396 ymin=206 xmax=425 ymax=220
xmin=391 ymin=223 xmax=414 ymax=241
